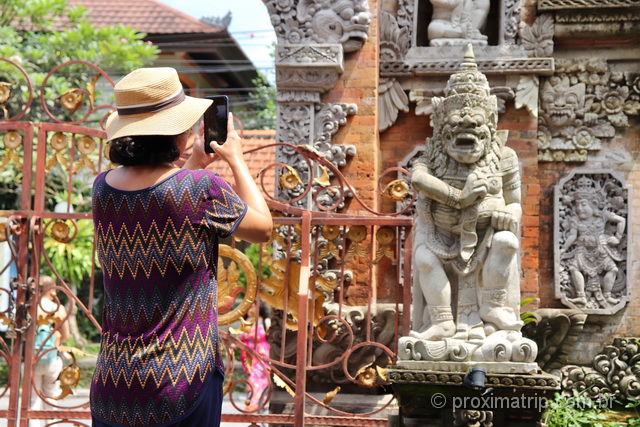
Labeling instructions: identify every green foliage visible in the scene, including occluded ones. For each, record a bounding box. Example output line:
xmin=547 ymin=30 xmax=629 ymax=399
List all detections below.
xmin=238 ymin=243 xmax=273 ymax=286
xmin=244 ymin=72 xmax=276 ymax=130
xmin=520 ymin=297 xmax=541 ymax=325
xmin=543 ymin=393 xmax=609 ymax=427
xmin=0 ymin=0 xmax=158 ymax=125
xmin=41 ymin=219 xmax=96 ymax=286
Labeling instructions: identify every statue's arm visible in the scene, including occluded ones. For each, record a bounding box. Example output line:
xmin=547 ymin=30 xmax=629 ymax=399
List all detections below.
xmin=411 ymin=161 xmax=461 ymax=208
xmin=605 ymin=211 xmax=626 ymax=246
xmin=492 ymin=147 xmax=522 ymax=233
xmin=412 ymin=161 xmax=488 ymax=209
xmin=562 ymin=227 xmax=578 ymax=252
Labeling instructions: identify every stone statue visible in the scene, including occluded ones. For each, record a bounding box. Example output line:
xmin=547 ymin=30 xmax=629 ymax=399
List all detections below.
xmin=398 ymin=45 xmax=537 ymax=367
xmin=556 ymin=172 xmax=629 ymax=314
xmin=428 ymin=0 xmax=490 ymax=46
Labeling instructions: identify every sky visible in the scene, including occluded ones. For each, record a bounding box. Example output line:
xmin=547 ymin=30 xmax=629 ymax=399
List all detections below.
xmin=156 ymin=0 xmax=276 ymax=80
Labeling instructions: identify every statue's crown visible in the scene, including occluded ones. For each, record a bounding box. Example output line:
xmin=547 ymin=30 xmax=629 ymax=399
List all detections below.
xmin=574 ymin=175 xmax=598 ymax=201
xmin=439 ymin=45 xmax=496 ymax=116
xmin=445 ymin=45 xmax=492 ymax=98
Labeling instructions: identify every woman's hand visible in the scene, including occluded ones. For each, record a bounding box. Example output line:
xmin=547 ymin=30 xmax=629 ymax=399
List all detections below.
xmin=208 ymin=113 xmax=244 ymax=167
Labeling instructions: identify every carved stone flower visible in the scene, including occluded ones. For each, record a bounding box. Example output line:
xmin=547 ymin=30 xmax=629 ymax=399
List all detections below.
xmin=286 ymin=28 xmax=303 ymax=44
xmin=596 ymin=85 xmax=630 ymax=127
xmin=274 ymin=0 xmax=292 ymax=13
xmin=572 ymin=126 xmax=595 ymax=149
xmin=630 ymin=75 xmax=640 ymax=95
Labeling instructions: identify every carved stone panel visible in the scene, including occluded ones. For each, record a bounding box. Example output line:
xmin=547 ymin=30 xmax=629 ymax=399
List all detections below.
xmin=554 ymin=170 xmax=630 ymax=314
xmin=538 ymin=60 xmax=640 ymax=162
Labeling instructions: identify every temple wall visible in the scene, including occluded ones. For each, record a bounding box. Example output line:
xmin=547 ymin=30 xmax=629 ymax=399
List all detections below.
xmin=268 ymin=0 xmax=640 ymax=368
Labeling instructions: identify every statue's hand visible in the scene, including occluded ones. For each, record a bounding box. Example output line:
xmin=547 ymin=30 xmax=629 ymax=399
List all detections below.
xmin=491 ymin=210 xmax=519 ymax=234
xmin=459 ymin=173 xmax=488 ymax=208
xmin=606 ymin=235 xmax=620 ymax=246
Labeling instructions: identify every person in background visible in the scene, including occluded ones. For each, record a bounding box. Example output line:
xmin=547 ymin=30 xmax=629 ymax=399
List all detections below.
xmin=30 ymin=275 xmax=70 ymax=427
xmin=90 ymin=67 xmax=272 ymax=427
xmin=239 ymin=302 xmax=271 ymax=412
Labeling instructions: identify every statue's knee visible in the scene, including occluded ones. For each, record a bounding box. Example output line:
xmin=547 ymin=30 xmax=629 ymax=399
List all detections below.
xmin=415 ymin=247 xmax=440 ymax=274
xmin=493 ymin=231 xmax=519 ymax=255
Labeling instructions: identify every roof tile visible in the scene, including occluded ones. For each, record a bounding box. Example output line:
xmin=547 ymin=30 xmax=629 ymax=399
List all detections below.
xmin=67 ymin=0 xmax=221 ymax=34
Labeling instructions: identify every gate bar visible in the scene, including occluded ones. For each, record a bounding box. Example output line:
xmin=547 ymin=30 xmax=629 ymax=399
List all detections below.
xmin=294 ymin=210 xmax=311 ymax=426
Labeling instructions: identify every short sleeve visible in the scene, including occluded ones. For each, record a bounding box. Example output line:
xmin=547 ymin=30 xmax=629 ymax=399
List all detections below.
xmin=203 ymin=171 xmax=248 ymax=238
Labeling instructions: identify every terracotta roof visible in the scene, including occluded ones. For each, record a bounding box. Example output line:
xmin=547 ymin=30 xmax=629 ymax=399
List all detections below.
xmin=67 ymin=0 xmax=221 ymax=34
xmin=213 ymin=129 xmax=277 ymax=197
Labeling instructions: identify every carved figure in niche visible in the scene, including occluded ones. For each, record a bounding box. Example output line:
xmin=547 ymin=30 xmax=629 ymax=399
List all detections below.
xmin=410 ymin=45 xmax=522 ymax=342
xmin=428 ymin=0 xmax=490 ymax=46
xmin=559 ymin=174 xmax=627 ymax=311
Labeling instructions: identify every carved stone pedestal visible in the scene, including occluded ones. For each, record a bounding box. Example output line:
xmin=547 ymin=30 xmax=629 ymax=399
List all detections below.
xmin=387 ymin=366 xmax=560 ymax=427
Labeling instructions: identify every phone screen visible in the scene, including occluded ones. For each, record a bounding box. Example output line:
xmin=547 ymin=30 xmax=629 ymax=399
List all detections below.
xmin=203 ymin=95 xmax=229 ymax=153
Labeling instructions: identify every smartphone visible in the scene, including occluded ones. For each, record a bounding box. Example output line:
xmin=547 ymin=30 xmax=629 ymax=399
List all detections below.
xmin=203 ymin=95 xmax=229 ymax=154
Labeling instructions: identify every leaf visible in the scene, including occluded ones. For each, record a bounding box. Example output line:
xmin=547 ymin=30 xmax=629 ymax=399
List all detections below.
xmin=272 ymin=373 xmax=295 ymax=398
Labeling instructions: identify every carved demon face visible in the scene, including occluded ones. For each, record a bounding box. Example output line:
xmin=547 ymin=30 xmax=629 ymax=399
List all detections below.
xmin=541 ymin=79 xmax=585 ymax=130
xmin=442 ymin=106 xmax=491 ymax=164
xmin=305 ymin=0 xmax=370 ymax=51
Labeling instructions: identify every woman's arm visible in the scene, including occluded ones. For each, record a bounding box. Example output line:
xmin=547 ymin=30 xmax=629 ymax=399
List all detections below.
xmin=209 ymin=113 xmax=273 ymax=244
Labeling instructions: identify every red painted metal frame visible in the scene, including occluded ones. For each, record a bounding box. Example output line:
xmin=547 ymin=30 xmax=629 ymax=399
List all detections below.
xmin=0 ymin=59 xmax=416 ymax=427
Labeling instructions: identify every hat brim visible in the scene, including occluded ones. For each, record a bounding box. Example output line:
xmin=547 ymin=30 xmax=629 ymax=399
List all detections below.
xmin=105 ymin=96 xmax=213 ymax=141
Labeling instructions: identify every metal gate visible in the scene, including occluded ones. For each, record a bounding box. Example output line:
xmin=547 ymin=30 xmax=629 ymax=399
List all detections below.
xmin=0 ymin=59 xmax=414 ymax=426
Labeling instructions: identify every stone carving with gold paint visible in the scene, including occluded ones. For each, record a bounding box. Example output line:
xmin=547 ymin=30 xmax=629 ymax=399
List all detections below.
xmin=399 ymin=45 xmax=538 ymax=369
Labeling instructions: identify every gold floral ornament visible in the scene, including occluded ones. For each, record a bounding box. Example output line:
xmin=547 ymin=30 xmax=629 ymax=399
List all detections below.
xmin=50 ymin=221 xmax=72 ymax=244
xmin=1 ymin=131 xmax=23 ymax=168
xmin=271 ymin=223 xmax=302 ymax=253
xmin=73 ymin=136 xmax=98 ymax=174
xmin=344 ymin=225 xmax=369 ymax=264
xmin=322 ymin=386 xmax=341 ymax=404
xmin=0 ymin=314 xmax=11 ymax=326
xmin=354 ymin=362 xmax=389 ymax=388
xmin=0 ymin=217 xmax=8 ymax=242
xmin=279 ymin=166 xmax=303 ymax=190
xmin=0 ymin=81 xmax=14 ymax=118
xmin=54 ymin=353 xmax=80 ymax=400
xmin=57 ymin=89 xmax=83 ymax=115
xmin=318 ymin=225 xmax=342 ymax=262
xmin=374 ymin=226 xmax=397 ymax=265
xmin=314 ymin=165 xmax=331 ymax=187
xmin=46 ymin=133 xmax=69 ymax=172
xmin=217 ymin=244 xmax=258 ymax=327
xmin=260 ymin=259 xmax=338 ymax=333
xmin=382 ymin=179 xmax=409 ymax=201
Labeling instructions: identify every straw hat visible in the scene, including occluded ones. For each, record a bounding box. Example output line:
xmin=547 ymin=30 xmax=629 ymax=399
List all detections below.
xmin=105 ymin=67 xmax=212 ymax=141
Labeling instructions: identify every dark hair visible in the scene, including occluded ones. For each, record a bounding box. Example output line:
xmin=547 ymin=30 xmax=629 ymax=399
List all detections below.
xmin=108 ymin=134 xmax=180 ymax=166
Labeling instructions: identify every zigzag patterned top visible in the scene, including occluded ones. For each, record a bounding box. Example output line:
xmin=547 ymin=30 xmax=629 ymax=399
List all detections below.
xmin=90 ymin=169 xmax=247 ymax=426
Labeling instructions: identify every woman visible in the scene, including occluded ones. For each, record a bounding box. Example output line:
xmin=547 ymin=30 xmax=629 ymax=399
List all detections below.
xmin=91 ymin=67 xmax=272 ymax=426
xmin=239 ymin=302 xmax=271 ymax=412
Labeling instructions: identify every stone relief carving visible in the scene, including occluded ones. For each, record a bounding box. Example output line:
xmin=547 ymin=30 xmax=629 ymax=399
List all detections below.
xmin=379 ymin=11 xmax=410 ymax=132
xmin=264 ymin=0 xmax=371 ymax=209
xmin=515 ymin=14 xmax=554 ymax=117
xmin=561 ymin=337 xmax=640 ymax=401
xmin=426 ymin=0 xmax=491 ymax=46
xmin=538 ymin=59 xmax=640 ymax=162
xmin=397 ymin=46 xmax=537 ymax=369
xmin=521 ymin=309 xmax=588 ymax=377
xmin=454 ymin=410 xmax=493 ymax=427
xmin=266 ymin=0 xmax=370 ymax=51
xmin=555 ymin=171 xmax=630 ymax=314
xmin=538 ymin=0 xmax=639 ymax=9
xmin=276 ymin=102 xmax=357 ymax=208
